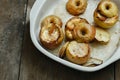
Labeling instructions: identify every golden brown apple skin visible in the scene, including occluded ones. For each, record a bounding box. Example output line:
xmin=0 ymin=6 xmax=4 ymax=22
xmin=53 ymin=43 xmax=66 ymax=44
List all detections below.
xmin=94 ymin=0 xmax=119 ymax=28
xmin=65 ymin=41 xmax=90 ymax=64
xmin=39 ymin=15 xmax=64 ymax=50
xmin=65 ymin=17 xmax=96 ymax=43
xmin=95 ymin=27 xmax=110 ymax=44
xmin=66 ymin=0 xmax=87 ymax=16
xmin=94 ymin=10 xmax=118 ymax=28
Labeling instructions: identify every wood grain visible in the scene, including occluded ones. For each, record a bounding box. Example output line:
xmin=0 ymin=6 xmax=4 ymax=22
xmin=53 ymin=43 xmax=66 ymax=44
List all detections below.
xmin=115 ymin=60 xmax=120 ymax=80
xmin=19 ymin=23 xmax=115 ymax=80
xmin=0 ymin=0 xmax=120 ymax=80
xmin=19 ymin=0 xmax=115 ymax=80
xmin=0 ymin=0 xmax=27 ymax=80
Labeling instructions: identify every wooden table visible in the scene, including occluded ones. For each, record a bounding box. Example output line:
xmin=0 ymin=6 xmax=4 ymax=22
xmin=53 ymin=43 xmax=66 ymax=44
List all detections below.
xmin=0 ymin=0 xmax=120 ymax=80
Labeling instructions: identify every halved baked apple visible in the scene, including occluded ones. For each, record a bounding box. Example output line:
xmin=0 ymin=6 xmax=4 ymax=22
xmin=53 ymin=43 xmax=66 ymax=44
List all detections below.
xmin=95 ymin=27 xmax=110 ymax=44
xmin=65 ymin=17 xmax=96 ymax=43
xmin=94 ymin=0 xmax=119 ymax=28
xmin=40 ymin=15 xmax=64 ymax=50
xmin=59 ymin=41 xmax=90 ymax=64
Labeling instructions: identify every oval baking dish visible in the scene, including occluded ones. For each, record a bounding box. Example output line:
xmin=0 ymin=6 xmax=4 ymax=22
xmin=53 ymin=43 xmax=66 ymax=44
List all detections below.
xmin=30 ymin=0 xmax=120 ymax=72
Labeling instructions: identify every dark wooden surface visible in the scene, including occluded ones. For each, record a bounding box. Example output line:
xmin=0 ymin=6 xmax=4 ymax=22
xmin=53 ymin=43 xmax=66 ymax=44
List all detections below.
xmin=0 ymin=0 xmax=120 ymax=80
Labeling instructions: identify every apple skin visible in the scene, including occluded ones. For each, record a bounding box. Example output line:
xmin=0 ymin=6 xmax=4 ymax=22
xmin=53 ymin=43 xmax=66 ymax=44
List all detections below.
xmin=94 ymin=10 xmax=119 ymax=28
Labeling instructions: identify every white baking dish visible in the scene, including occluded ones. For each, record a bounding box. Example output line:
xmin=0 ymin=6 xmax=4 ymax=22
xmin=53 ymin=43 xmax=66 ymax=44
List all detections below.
xmin=30 ymin=0 xmax=120 ymax=72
